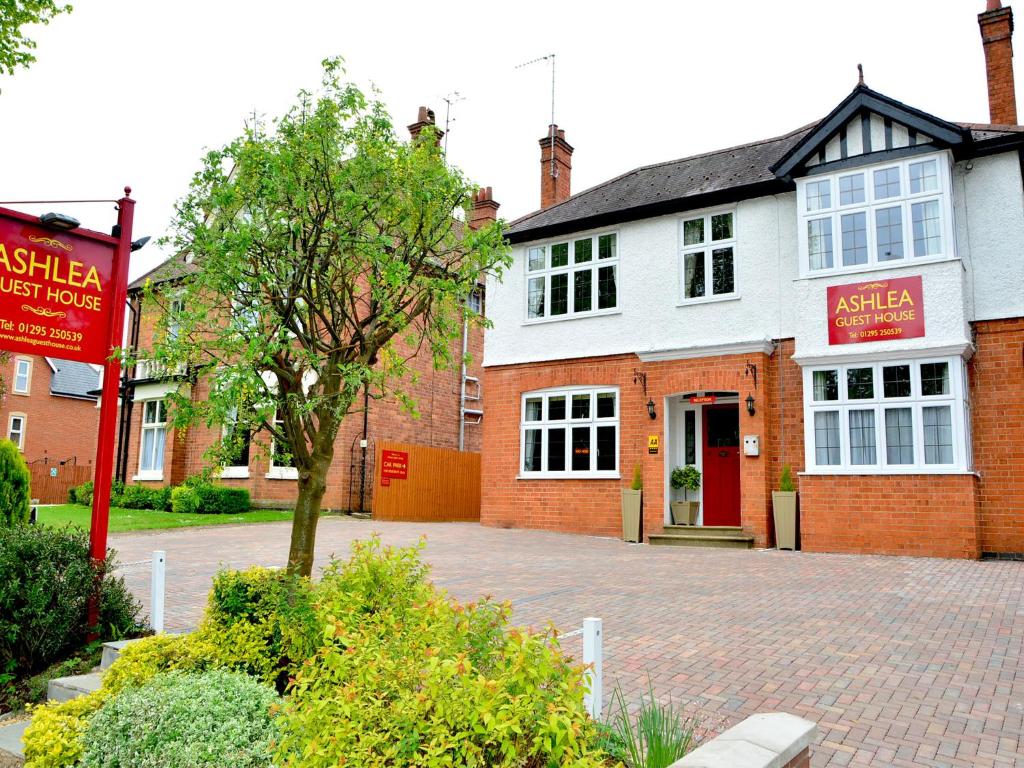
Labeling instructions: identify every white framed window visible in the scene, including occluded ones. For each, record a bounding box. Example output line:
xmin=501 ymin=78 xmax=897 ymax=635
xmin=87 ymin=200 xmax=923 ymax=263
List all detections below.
xmin=797 ymin=152 xmax=954 ymax=277
xmin=679 ymin=209 xmax=737 ymax=303
xmin=13 ymin=358 xmax=31 ymax=394
xmin=167 ymin=297 xmax=186 ymax=341
xmin=220 ymin=405 xmax=252 ymax=479
xmin=7 ymin=413 xmax=26 ymax=450
xmin=520 ymin=386 xmax=619 ymax=478
xmin=524 ymin=232 xmax=618 ymax=322
xmin=802 ymin=356 xmax=969 ymax=473
xmin=267 ymin=411 xmax=298 ymax=480
xmin=137 ymin=399 xmax=167 ymax=479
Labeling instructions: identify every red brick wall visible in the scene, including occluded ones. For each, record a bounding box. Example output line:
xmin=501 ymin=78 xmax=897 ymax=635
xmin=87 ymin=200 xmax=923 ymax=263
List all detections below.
xmin=971 ymin=317 xmax=1024 ymax=554
xmin=121 ymin=294 xmax=483 ymax=512
xmin=0 ymin=354 xmax=98 ymax=466
xmin=481 ymin=350 xmax=776 ymax=545
xmin=800 ymin=474 xmax=980 ymax=559
xmin=979 ymin=5 xmax=1018 ymax=125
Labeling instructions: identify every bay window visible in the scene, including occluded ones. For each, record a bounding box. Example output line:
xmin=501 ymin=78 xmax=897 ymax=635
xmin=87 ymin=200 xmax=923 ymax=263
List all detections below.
xmin=803 ymin=356 xmax=968 ymax=473
xmin=679 ymin=210 xmax=736 ymax=301
xmin=521 ymin=387 xmax=618 ymax=477
xmin=798 ymin=153 xmax=952 ymax=276
xmin=525 ymin=232 xmax=618 ymax=321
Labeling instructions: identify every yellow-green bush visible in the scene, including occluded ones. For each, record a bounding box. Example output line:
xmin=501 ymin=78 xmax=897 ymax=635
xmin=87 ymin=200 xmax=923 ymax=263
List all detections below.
xmin=23 ymin=690 xmax=107 ymax=768
xmin=273 ymin=537 xmax=608 ymax=767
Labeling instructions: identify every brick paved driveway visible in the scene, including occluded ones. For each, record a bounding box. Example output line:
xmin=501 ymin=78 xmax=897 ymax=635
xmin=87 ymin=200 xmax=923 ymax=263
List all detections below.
xmin=111 ymin=518 xmax=1024 ymax=767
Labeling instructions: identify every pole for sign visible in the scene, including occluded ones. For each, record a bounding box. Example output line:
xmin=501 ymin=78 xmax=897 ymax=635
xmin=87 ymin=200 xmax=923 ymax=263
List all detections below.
xmin=87 ymin=188 xmax=135 ymax=630
xmin=151 ymin=550 xmax=166 ymax=634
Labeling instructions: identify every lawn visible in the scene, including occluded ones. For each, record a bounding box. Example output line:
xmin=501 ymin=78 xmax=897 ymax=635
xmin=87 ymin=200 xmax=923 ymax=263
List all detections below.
xmin=39 ymin=504 xmax=294 ymax=532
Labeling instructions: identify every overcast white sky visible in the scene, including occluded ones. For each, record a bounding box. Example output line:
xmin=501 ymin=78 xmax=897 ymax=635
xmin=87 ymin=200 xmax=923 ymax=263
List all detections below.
xmin=0 ymin=0 xmax=1016 ymax=280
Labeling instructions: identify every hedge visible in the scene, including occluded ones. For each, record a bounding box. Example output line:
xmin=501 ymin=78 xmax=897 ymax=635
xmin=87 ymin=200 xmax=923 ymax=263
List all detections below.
xmin=71 ymin=481 xmax=248 ymax=515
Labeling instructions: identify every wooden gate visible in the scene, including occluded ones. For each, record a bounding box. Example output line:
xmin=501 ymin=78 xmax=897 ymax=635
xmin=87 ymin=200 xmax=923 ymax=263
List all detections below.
xmin=28 ymin=463 xmax=93 ymax=504
xmin=373 ymin=441 xmax=480 ymax=522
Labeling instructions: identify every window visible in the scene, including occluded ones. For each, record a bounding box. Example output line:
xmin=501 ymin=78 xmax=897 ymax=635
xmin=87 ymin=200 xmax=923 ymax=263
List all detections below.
xmin=167 ymin=297 xmax=185 ymax=340
xmin=13 ymin=359 xmax=30 ymax=394
xmin=798 ymin=153 xmax=950 ymax=275
xmin=138 ymin=400 xmax=166 ymax=476
xmin=525 ymin=232 xmax=618 ymax=321
xmin=7 ymin=414 xmax=25 ymax=450
xmin=269 ymin=411 xmax=298 ymax=479
xmin=221 ymin=406 xmax=252 ymax=477
xmin=679 ymin=210 xmax=736 ymax=301
xmin=521 ymin=387 xmax=619 ymax=477
xmin=804 ymin=357 xmax=966 ymax=473
xmin=466 ymin=286 xmax=484 ymax=315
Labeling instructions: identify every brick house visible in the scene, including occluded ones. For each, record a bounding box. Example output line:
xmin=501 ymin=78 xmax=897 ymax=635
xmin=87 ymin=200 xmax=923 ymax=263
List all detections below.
xmin=111 ymin=108 xmax=494 ymax=513
xmin=1 ymin=354 xmax=99 ymax=466
xmin=481 ymin=2 xmax=1024 ymax=559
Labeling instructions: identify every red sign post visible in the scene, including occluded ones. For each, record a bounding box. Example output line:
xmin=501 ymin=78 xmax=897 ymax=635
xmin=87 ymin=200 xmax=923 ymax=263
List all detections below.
xmin=827 ymin=275 xmax=925 ymax=345
xmin=0 ymin=190 xmax=134 ymax=627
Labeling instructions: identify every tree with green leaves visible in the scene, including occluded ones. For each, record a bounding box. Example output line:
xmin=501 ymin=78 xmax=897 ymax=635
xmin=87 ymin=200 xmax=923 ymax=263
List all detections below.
xmin=139 ymin=59 xmax=509 ymax=576
xmin=0 ymin=1 xmax=72 ymax=76
xmin=0 ymin=437 xmax=31 ymax=526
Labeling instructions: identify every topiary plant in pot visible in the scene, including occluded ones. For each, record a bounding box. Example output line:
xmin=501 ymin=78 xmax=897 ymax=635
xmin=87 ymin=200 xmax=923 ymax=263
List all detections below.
xmin=669 ymin=465 xmax=701 ymax=525
xmin=621 ymin=464 xmax=643 ymax=543
xmin=772 ymin=464 xmax=798 ymax=550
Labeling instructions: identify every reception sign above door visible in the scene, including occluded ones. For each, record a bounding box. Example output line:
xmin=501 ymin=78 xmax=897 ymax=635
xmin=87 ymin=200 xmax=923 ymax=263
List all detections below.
xmin=827 ymin=275 xmax=925 ymax=345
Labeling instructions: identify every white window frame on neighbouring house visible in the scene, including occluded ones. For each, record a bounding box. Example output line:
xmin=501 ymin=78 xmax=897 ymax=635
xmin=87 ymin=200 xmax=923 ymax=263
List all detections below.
xmin=136 ymin=399 xmax=167 ymax=480
xmin=802 ymin=355 xmax=970 ymax=474
xmin=796 ymin=151 xmax=955 ymax=278
xmin=220 ymin=405 xmax=252 ymax=479
xmin=267 ymin=411 xmax=298 ymax=480
xmin=7 ymin=413 xmax=26 ymax=450
xmin=524 ymin=231 xmax=619 ymax=323
xmin=678 ymin=208 xmax=738 ymax=304
xmin=13 ymin=358 xmax=31 ymax=394
xmin=519 ymin=386 xmax=619 ymax=479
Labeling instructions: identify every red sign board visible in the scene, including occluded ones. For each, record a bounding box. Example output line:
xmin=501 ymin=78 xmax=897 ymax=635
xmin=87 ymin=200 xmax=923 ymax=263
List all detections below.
xmin=0 ymin=212 xmax=118 ymax=365
xmin=827 ymin=275 xmax=925 ymax=346
xmin=689 ymin=395 xmax=717 ymax=405
xmin=381 ymin=450 xmax=409 ymax=481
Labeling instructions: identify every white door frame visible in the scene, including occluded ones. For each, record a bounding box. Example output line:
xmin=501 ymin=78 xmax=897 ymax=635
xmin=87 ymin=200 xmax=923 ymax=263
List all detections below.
xmin=663 ymin=395 xmax=704 ymax=526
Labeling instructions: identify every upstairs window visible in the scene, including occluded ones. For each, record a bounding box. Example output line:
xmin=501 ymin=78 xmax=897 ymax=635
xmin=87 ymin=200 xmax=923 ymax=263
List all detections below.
xmin=521 ymin=387 xmax=619 ymax=477
xmin=525 ymin=232 xmax=618 ymax=321
xmin=803 ymin=356 xmax=968 ymax=473
xmin=798 ymin=153 xmax=951 ymax=276
xmin=13 ymin=359 xmax=31 ymax=394
xmin=7 ymin=414 xmax=25 ymax=450
xmin=680 ymin=210 xmax=736 ymax=302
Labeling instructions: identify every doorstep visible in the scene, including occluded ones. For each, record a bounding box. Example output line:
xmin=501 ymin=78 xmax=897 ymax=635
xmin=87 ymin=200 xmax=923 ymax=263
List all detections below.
xmin=649 ymin=525 xmax=754 ymax=549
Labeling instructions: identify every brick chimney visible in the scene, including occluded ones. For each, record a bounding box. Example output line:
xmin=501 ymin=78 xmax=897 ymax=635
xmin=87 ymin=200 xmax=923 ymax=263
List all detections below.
xmin=538 ymin=125 xmax=573 ymax=208
xmin=469 ymin=187 xmax=500 ymax=230
xmin=979 ymin=1 xmax=1018 ymax=124
xmin=408 ymin=105 xmax=444 ymax=144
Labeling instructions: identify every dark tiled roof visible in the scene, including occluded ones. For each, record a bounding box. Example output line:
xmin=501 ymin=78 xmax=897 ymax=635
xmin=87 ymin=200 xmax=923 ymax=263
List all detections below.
xmin=128 ymin=253 xmax=199 ymax=291
xmin=506 ymin=117 xmax=1024 ymax=244
xmin=45 ymin=358 xmax=99 ymax=400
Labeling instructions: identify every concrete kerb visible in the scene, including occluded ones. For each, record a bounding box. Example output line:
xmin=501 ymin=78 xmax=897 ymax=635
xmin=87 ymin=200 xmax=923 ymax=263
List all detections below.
xmin=673 ymin=713 xmax=816 ymax=768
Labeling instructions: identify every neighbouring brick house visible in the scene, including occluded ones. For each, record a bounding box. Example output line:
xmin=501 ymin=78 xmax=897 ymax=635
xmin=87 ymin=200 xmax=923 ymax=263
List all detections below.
xmin=0 ymin=354 xmax=99 ymax=466
xmin=481 ymin=2 xmax=1024 ymax=559
xmin=112 ymin=108 xmax=493 ymax=512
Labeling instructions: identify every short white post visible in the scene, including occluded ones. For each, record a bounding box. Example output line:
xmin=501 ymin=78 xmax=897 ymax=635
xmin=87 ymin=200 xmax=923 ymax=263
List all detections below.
xmin=582 ymin=617 xmax=603 ymax=720
xmin=151 ymin=550 xmax=166 ymax=634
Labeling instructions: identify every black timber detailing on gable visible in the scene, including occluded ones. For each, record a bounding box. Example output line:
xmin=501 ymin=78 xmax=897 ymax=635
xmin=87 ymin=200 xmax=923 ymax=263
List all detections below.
xmin=801 ymin=144 xmax=941 ymax=176
xmin=770 ymin=85 xmax=970 ymax=179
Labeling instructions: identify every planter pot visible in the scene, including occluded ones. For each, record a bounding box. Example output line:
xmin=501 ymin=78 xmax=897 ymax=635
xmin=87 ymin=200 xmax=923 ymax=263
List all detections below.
xmin=621 ymin=489 xmax=642 ymax=543
xmin=671 ymin=500 xmax=699 ymax=526
xmin=772 ymin=490 xmax=798 ymax=550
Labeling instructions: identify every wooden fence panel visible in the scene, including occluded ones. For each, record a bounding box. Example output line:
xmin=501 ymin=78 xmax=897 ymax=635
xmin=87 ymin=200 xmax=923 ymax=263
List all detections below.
xmin=28 ymin=463 xmax=93 ymax=504
xmin=373 ymin=441 xmax=480 ymax=522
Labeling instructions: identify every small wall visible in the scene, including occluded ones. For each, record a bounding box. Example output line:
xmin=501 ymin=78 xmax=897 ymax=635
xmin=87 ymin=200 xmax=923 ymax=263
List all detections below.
xmin=672 ymin=712 xmax=815 ymax=768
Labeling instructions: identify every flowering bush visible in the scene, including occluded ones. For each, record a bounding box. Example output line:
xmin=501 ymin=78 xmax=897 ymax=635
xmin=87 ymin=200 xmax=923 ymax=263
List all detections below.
xmin=80 ymin=670 xmax=280 ymax=768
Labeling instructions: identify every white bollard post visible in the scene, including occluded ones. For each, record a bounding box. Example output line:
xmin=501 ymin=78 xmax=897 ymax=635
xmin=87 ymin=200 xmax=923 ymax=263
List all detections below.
xmin=151 ymin=550 xmax=166 ymax=634
xmin=582 ymin=617 xmax=603 ymax=720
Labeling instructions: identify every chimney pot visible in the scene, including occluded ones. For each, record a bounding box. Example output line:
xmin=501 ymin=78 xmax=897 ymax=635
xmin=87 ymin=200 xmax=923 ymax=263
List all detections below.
xmin=408 ymin=105 xmax=444 ymax=145
xmin=979 ymin=2 xmax=1018 ymax=124
xmin=469 ymin=186 xmax=500 ymax=230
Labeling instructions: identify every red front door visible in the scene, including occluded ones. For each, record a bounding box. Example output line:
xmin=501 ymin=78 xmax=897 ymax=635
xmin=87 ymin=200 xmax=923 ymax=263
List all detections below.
xmin=702 ymin=404 xmax=740 ymax=526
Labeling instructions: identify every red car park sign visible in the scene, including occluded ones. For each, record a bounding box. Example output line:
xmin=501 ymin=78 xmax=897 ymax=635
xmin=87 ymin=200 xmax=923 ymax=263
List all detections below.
xmin=0 ymin=193 xmax=136 ymax=625
xmin=381 ymin=450 xmax=409 ymax=484
xmin=827 ymin=275 xmax=925 ymax=345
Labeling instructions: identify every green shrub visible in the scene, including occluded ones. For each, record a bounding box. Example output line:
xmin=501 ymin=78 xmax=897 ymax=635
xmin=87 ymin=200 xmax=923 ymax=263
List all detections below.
xmin=195 ymin=484 xmax=250 ymax=514
xmin=0 ymin=525 xmax=143 ymax=677
xmin=0 ymin=438 xmax=31 ymax=526
xmin=170 ymin=485 xmax=200 ymax=515
xmin=669 ymin=465 xmax=701 ymax=493
xmin=274 ymin=537 xmax=606 ymax=767
xmin=630 ymin=463 xmax=643 ymax=491
xmin=80 ymin=670 xmax=280 ymax=768
xmin=111 ymin=483 xmax=171 ymax=511
xmin=779 ymin=464 xmax=795 ymax=493
xmin=23 ymin=689 xmax=107 ymax=768
xmin=608 ymin=681 xmax=701 ymax=768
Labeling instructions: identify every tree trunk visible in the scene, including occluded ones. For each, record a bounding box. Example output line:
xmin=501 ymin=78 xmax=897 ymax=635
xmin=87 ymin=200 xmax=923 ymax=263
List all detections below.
xmin=287 ymin=452 xmax=332 ymax=577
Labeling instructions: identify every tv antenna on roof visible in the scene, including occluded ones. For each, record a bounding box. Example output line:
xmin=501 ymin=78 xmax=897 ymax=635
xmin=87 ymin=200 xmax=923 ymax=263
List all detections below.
xmin=440 ymin=91 xmax=465 ymax=155
xmin=515 ymin=53 xmax=557 ymax=179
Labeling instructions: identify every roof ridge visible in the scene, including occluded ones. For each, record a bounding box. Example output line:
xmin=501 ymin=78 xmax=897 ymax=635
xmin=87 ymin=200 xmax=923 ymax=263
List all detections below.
xmin=507 ymin=122 xmax=815 ymax=229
